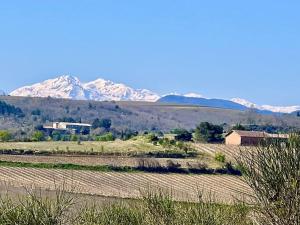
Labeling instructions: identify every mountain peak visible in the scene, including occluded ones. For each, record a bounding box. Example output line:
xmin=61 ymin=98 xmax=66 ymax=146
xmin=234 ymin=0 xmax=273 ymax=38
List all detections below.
xmin=55 ymin=75 xmax=81 ymax=83
xmin=231 ymin=97 xmax=300 ymax=113
xmin=10 ymin=75 xmax=160 ymax=102
xmin=231 ymin=98 xmax=258 ymax=108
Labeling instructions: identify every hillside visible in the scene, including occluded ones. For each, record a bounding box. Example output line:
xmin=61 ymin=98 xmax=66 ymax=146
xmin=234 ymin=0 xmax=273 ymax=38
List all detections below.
xmin=0 ymin=96 xmax=300 ymax=133
xmin=158 ymin=95 xmax=249 ymax=111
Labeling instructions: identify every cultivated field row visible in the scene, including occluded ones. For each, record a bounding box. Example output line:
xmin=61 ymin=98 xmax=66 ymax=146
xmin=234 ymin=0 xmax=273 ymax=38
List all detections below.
xmin=0 ymin=167 xmax=252 ymax=203
xmin=192 ymin=143 xmax=251 ymax=159
xmin=0 ymin=154 xmax=220 ymax=169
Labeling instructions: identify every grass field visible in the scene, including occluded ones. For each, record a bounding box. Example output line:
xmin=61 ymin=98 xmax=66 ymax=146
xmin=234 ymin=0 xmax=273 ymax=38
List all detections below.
xmin=0 ymin=140 xmax=240 ymax=170
xmin=0 ymin=139 xmax=244 ymax=157
xmin=0 ymin=139 xmax=164 ymax=155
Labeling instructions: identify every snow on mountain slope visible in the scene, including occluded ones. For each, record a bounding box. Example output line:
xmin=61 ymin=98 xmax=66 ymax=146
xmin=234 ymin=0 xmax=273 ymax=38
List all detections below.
xmin=183 ymin=93 xmax=204 ymax=98
xmin=231 ymin=98 xmax=300 ymax=113
xmin=83 ymin=78 xmax=159 ymax=101
xmin=10 ymin=75 xmax=87 ymax=100
xmin=259 ymin=105 xmax=300 ymax=114
xmin=230 ymin=98 xmax=259 ymax=109
xmin=10 ymin=75 xmax=160 ymax=102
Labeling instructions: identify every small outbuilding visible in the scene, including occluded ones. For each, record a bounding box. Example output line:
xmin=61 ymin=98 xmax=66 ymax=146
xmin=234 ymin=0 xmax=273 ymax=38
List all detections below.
xmin=225 ymin=130 xmax=288 ymax=146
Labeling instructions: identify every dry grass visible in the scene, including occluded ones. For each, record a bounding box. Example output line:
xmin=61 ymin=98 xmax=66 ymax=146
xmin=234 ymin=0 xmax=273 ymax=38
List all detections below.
xmin=0 ymin=185 xmax=253 ymax=225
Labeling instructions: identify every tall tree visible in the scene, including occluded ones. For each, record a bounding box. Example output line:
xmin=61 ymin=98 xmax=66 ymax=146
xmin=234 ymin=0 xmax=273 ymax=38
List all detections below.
xmin=194 ymin=122 xmax=224 ymax=143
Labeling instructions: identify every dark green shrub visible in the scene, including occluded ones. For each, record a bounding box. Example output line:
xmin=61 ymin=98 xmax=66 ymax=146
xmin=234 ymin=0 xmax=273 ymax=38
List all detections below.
xmin=174 ymin=129 xmax=193 ymax=142
xmin=194 ymin=122 xmax=224 ymax=143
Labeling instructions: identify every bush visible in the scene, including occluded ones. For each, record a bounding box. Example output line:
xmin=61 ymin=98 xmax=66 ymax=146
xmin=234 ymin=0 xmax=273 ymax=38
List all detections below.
xmin=166 ymin=160 xmax=183 ymax=173
xmin=214 ymin=152 xmax=226 ymax=163
xmin=95 ymin=132 xmax=115 ymax=142
xmin=237 ymin=134 xmax=300 ymax=224
xmin=186 ymin=162 xmax=212 ymax=174
xmin=137 ymin=158 xmax=163 ymax=172
xmin=194 ymin=122 xmax=224 ymax=143
xmin=71 ymin=135 xmax=79 ymax=141
xmin=0 ymin=130 xmax=12 ymax=142
xmin=0 ymin=188 xmax=74 ymax=225
xmin=146 ymin=133 xmax=159 ymax=142
xmin=0 ymin=187 xmax=252 ymax=225
xmin=174 ymin=129 xmax=193 ymax=142
xmin=32 ymin=131 xmax=45 ymax=142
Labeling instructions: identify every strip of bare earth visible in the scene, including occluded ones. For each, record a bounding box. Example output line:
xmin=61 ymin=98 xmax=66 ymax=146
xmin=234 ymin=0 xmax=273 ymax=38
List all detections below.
xmin=0 ymin=167 xmax=251 ymax=203
xmin=0 ymin=159 xmax=241 ymax=175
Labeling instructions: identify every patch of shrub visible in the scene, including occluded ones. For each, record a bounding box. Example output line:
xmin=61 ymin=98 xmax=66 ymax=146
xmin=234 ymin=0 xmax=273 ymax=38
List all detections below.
xmin=214 ymin=152 xmax=226 ymax=163
xmin=186 ymin=162 xmax=213 ymax=174
xmin=95 ymin=132 xmax=115 ymax=141
xmin=0 ymin=130 xmax=12 ymax=142
xmin=166 ymin=160 xmax=185 ymax=173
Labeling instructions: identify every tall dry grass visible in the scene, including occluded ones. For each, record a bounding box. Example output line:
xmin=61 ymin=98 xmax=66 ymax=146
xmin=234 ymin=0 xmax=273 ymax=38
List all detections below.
xmin=0 ymin=187 xmax=252 ymax=225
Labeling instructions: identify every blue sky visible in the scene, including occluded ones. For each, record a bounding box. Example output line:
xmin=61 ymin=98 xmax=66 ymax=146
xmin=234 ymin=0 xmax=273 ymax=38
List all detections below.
xmin=0 ymin=1 xmax=299 ymax=105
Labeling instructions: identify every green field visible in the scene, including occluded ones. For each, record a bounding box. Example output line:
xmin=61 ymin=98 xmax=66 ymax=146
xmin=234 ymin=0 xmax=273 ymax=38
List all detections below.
xmin=0 ymin=138 xmax=229 ymax=169
xmin=0 ymin=138 xmax=164 ymax=154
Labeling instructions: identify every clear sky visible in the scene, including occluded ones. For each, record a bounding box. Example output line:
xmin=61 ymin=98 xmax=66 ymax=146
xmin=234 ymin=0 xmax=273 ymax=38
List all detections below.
xmin=0 ymin=1 xmax=299 ymax=105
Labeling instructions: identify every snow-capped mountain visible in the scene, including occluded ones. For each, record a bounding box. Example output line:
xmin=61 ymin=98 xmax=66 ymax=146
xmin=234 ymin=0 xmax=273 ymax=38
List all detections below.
xmin=10 ymin=75 xmax=160 ymax=102
xmin=83 ymin=78 xmax=159 ymax=101
xmin=230 ymin=98 xmax=259 ymax=109
xmin=231 ymin=98 xmax=300 ymax=114
xmin=9 ymin=75 xmax=300 ymax=113
xmin=10 ymin=76 xmax=87 ymax=100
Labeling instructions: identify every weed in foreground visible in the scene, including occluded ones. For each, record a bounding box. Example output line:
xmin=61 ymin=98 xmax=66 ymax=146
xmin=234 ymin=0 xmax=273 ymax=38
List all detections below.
xmin=0 ymin=186 xmax=253 ymax=225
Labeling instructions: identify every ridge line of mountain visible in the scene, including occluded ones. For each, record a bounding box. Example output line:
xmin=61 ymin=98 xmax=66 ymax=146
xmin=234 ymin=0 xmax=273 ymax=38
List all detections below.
xmin=6 ymin=75 xmax=300 ymax=114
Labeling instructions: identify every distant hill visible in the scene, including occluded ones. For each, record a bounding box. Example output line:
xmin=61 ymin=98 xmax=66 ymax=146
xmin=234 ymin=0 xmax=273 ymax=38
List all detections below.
xmin=1 ymin=96 xmax=300 ymax=133
xmin=158 ymin=95 xmax=286 ymax=115
xmin=158 ymin=95 xmax=250 ymax=111
xmin=291 ymin=111 xmax=300 ymax=116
